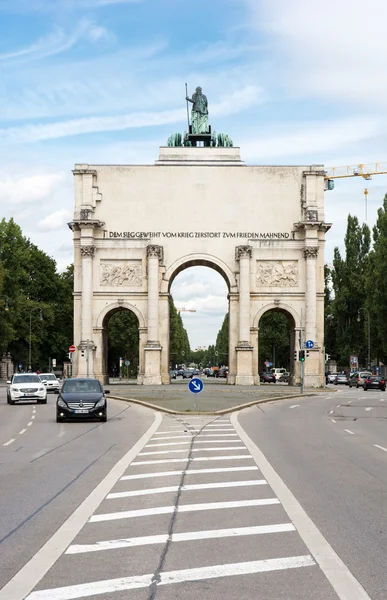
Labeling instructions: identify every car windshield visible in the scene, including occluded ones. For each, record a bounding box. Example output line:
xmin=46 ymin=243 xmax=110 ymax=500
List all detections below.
xmin=13 ymin=375 xmax=41 ymax=384
xmin=62 ymin=380 xmax=102 ymax=393
xmin=40 ymin=374 xmax=56 ymax=380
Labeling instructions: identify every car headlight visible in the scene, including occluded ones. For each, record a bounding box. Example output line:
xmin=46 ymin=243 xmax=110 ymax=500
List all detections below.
xmin=57 ymin=399 xmax=67 ymax=408
xmin=11 ymin=387 xmax=19 ymax=392
xmin=95 ymin=398 xmax=106 ymax=408
xmin=39 ymin=387 xmax=45 ymax=392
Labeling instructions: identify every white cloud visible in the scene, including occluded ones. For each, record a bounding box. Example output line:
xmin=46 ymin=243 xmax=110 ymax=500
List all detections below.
xmin=38 ymin=208 xmax=72 ymax=231
xmin=0 ymin=172 xmax=66 ymax=204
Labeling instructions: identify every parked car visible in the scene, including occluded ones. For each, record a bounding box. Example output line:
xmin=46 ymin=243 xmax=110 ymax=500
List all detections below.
xmin=270 ymin=368 xmax=287 ymax=381
xmin=169 ymin=370 xmax=177 ymax=380
xmin=216 ymin=368 xmax=228 ymax=378
xmin=39 ymin=373 xmax=60 ymax=393
xmin=348 ymin=371 xmax=372 ymax=388
xmin=182 ymin=370 xmax=194 ymax=379
xmin=278 ymin=371 xmax=290 ymax=383
xmin=56 ymin=378 xmax=109 ymax=422
xmin=327 ymin=372 xmax=339 ymax=384
xmin=334 ymin=373 xmax=349 ymax=385
xmin=363 ymin=375 xmax=386 ymax=391
xmin=260 ymin=372 xmax=276 ymax=383
xmin=7 ymin=373 xmax=47 ymax=404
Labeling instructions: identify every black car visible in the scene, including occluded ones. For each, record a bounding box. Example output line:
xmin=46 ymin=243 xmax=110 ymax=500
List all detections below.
xmin=56 ymin=378 xmax=109 ymax=422
xmin=260 ymin=372 xmax=276 ymax=383
xmin=364 ymin=375 xmax=386 ymax=391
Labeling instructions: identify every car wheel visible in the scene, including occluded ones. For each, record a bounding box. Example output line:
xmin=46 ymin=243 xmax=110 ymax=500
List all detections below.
xmin=364 ymin=386 xmax=367 ymax=391
xmin=382 ymin=387 xmax=386 ymax=392
xmin=9 ymin=398 xmax=15 ymax=405
xmin=100 ymin=414 xmax=107 ymax=422
xmin=56 ymin=414 xmax=64 ymax=423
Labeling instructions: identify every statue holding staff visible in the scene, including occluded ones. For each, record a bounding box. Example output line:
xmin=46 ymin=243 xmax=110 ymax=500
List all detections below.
xmin=186 ymin=86 xmax=209 ymax=134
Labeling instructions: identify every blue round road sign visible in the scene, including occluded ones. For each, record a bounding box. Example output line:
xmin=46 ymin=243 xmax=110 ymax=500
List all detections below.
xmin=305 ymin=340 xmax=314 ymax=349
xmin=188 ymin=378 xmax=204 ymax=394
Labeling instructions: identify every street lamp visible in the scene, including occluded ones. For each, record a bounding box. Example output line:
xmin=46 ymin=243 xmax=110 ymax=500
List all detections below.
xmin=28 ymin=307 xmax=43 ymax=372
xmin=357 ymin=308 xmax=371 ymax=371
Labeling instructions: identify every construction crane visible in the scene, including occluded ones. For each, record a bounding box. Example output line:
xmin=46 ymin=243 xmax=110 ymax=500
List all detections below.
xmin=176 ymin=307 xmax=197 ymax=313
xmin=324 ymin=162 xmax=387 ymax=221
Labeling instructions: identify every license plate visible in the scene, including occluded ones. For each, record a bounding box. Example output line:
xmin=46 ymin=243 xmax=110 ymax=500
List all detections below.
xmin=74 ymin=409 xmax=89 ymax=414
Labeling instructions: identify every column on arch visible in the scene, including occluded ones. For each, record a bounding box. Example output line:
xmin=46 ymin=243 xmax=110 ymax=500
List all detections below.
xmin=235 ymin=245 xmax=254 ymax=385
xmin=143 ymin=244 xmax=162 ymax=385
xmin=304 ymin=245 xmax=318 ymax=343
xmin=79 ymin=244 xmax=95 ymax=377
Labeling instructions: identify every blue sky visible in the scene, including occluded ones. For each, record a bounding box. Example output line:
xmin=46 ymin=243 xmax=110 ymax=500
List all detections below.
xmin=0 ymin=0 xmax=386 ymax=349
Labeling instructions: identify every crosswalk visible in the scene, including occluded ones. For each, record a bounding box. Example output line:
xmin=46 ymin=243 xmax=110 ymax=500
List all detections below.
xmin=24 ymin=415 xmax=340 ymax=599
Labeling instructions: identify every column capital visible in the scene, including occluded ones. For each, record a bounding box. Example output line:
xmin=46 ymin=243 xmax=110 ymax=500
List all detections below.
xmin=147 ymin=244 xmax=164 ymax=263
xmin=235 ymin=245 xmax=252 ymax=260
xmin=303 ymin=246 xmax=319 ymax=259
xmin=80 ymin=245 xmax=96 ymax=257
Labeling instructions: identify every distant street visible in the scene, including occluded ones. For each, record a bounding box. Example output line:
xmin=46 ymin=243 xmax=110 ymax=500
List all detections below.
xmin=0 ymin=384 xmax=386 ymax=599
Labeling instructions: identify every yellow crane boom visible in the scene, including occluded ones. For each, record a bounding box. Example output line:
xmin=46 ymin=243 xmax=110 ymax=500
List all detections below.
xmin=176 ymin=307 xmax=197 ymax=313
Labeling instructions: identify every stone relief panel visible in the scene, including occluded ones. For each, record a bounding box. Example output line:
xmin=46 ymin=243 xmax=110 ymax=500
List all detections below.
xmin=100 ymin=261 xmax=142 ymax=287
xmin=256 ymin=260 xmax=298 ymax=287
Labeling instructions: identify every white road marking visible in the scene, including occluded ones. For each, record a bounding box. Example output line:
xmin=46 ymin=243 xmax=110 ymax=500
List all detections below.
xmin=26 ymin=555 xmax=315 ymax=599
xmin=344 ymin=429 xmax=355 ymax=435
xmin=330 ymin=419 xmax=336 ymax=423
xmin=289 ymin=405 xmax=300 ymax=409
xmin=336 ymin=405 xmax=341 ymax=408
xmin=67 ymin=523 xmax=296 ymax=554
xmin=19 ymin=429 xmax=27 ymax=435
xmin=347 ymin=400 xmax=352 ymax=404
xmin=3 ymin=438 xmax=16 ymax=446
xmin=32 ymin=409 xmax=36 ymax=414
xmin=151 ymin=434 xmax=238 ymax=440
xmin=146 ymin=439 xmax=241 ymax=448
xmin=132 ymin=455 xmax=252 ymax=465
xmin=90 ymin=498 xmax=280 ymax=523
xmin=120 ymin=466 xmax=259 ymax=481
xmin=107 ymin=479 xmax=267 ymax=499
xmin=380 ymin=398 xmax=385 ymax=402
xmin=0 ymin=413 xmax=163 ymax=600
xmin=329 ymin=410 xmax=334 ymax=414
xmin=27 ymin=421 xmax=33 ymax=426
xmin=374 ymin=444 xmax=387 ymax=453
xmin=365 ymin=407 xmax=372 ymax=411
xmin=31 ymin=416 xmax=35 ymax=420
xmin=232 ymin=413 xmax=372 ymax=600
xmin=200 ymin=428 xmax=235 ymax=431
xmin=139 ymin=446 xmax=244 ymax=456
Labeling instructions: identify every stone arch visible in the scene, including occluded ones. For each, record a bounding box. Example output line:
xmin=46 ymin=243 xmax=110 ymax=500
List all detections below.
xmin=253 ymin=302 xmax=300 ymax=330
xmin=162 ymin=253 xmax=237 ymax=293
xmin=96 ymin=301 xmax=145 ymax=330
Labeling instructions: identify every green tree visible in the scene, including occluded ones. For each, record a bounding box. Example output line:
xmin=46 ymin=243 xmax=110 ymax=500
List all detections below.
xmin=331 ymin=214 xmax=371 ymax=366
xmin=107 ymin=309 xmax=139 ymax=377
xmin=215 ymin=313 xmax=229 ymax=366
xmin=169 ymin=297 xmax=190 ymax=366
xmin=258 ymin=311 xmax=291 ymax=371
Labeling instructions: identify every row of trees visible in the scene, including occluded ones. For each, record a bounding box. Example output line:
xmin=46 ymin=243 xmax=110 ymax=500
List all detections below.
xmin=325 ymin=195 xmax=387 ymax=368
xmin=0 ymin=218 xmax=73 ymax=371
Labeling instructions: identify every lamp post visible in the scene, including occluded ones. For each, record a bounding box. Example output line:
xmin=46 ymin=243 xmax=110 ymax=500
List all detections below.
xmin=357 ymin=308 xmax=371 ymax=371
xmin=28 ymin=307 xmax=43 ymax=372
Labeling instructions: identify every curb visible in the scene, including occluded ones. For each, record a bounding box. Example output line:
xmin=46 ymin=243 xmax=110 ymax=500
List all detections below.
xmin=110 ymin=391 xmax=318 ymax=416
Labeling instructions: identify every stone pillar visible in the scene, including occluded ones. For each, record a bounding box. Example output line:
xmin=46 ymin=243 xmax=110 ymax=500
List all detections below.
xmin=235 ymin=245 xmax=254 ymax=385
xmin=78 ymin=244 xmax=95 ymax=377
xmin=304 ymin=246 xmax=318 ymax=342
xmin=144 ymin=245 xmax=162 ymax=385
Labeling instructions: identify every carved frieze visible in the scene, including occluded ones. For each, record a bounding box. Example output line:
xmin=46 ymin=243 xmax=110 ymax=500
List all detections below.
xmin=100 ymin=261 xmax=142 ymax=287
xmin=80 ymin=245 xmax=95 ymax=257
xmin=235 ymin=245 xmax=252 ymax=260
xmin=256 ymin=260 xmax=298 ymax=287
xmin=303 ymin=246 xmax=319 ymax=259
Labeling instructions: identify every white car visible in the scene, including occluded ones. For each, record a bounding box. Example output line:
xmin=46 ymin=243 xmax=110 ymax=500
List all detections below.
xmin=7 ymin=373 xmax=47 ymax=405
xmin=39 ymin=373 xmax=60 ymax=393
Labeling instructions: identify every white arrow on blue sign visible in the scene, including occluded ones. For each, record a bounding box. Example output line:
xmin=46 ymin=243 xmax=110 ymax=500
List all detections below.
xmin=305 ymin=340 xmax=314 ymax=349
xmin=188 ymin=378 xmax=204 ymax=394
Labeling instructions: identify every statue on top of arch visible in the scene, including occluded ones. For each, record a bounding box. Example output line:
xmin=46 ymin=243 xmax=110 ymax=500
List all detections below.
xmin=167 ymin=85 xmax=234 ymax=148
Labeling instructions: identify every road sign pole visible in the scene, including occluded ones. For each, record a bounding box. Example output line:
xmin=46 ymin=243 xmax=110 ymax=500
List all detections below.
xmin=300 ymin=308 xmax=304 ymax=394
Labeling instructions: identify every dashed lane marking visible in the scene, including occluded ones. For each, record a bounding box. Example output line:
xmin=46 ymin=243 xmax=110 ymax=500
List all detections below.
xmin=289 ymin=405 xmax=300 ymax=409
xmin=31 ymin=416 xmax=35 ymax=420
xmin=344 ymin=429 xmax=355 ymax=435
xmin=329 ymin=410 xmax=334 ymax=414
xmin=330 ymin=419 xmax=336 ymax=423
xmin=365 ymin=407 xmax=372 ymax=411
xmin=132 ymin=455 xmax=252 ymax=466
xmin=66 ymin=523 xmax=296 ymax=554
xmin=27 ymin=421 xmax=33 ymax=426
xmin=3 ymin=438 xmax=16 ymax=446
xmin=19 ymin=429 xmax=27 ymax=435
xmin=89 ymin=498 xmax=281 ymax=523
xmin=26 ymin=556 xmax=315 ymax=599
xmin=374 ymin=444 xmax=387 ymax=453
xmin=120 ymin=466 xmax=259 ymax=481
xmin=107 ymin=479 xmax=267 ymax=499
xmin=138 ymin=446 xmax=245 ymax=456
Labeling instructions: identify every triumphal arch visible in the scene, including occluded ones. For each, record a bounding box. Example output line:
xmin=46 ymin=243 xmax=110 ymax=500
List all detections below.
xmin=70 ymin=87 xmax=330 ymax=387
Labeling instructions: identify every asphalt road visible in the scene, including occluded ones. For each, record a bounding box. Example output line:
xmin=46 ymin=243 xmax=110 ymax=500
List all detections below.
xmin=0 ymin=383 xmax=385 ymax=599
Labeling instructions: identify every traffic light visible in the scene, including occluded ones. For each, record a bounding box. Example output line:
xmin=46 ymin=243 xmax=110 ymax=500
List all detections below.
xmin=299 ymin=350 xmax=305 ymax=362
xmin=306 ymin=348 xmax=310 ymax=359
xmin=294 ymin=351 xmax=298 ymax=361
xmin=81 ymin=349 xmax=85 ymax=358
